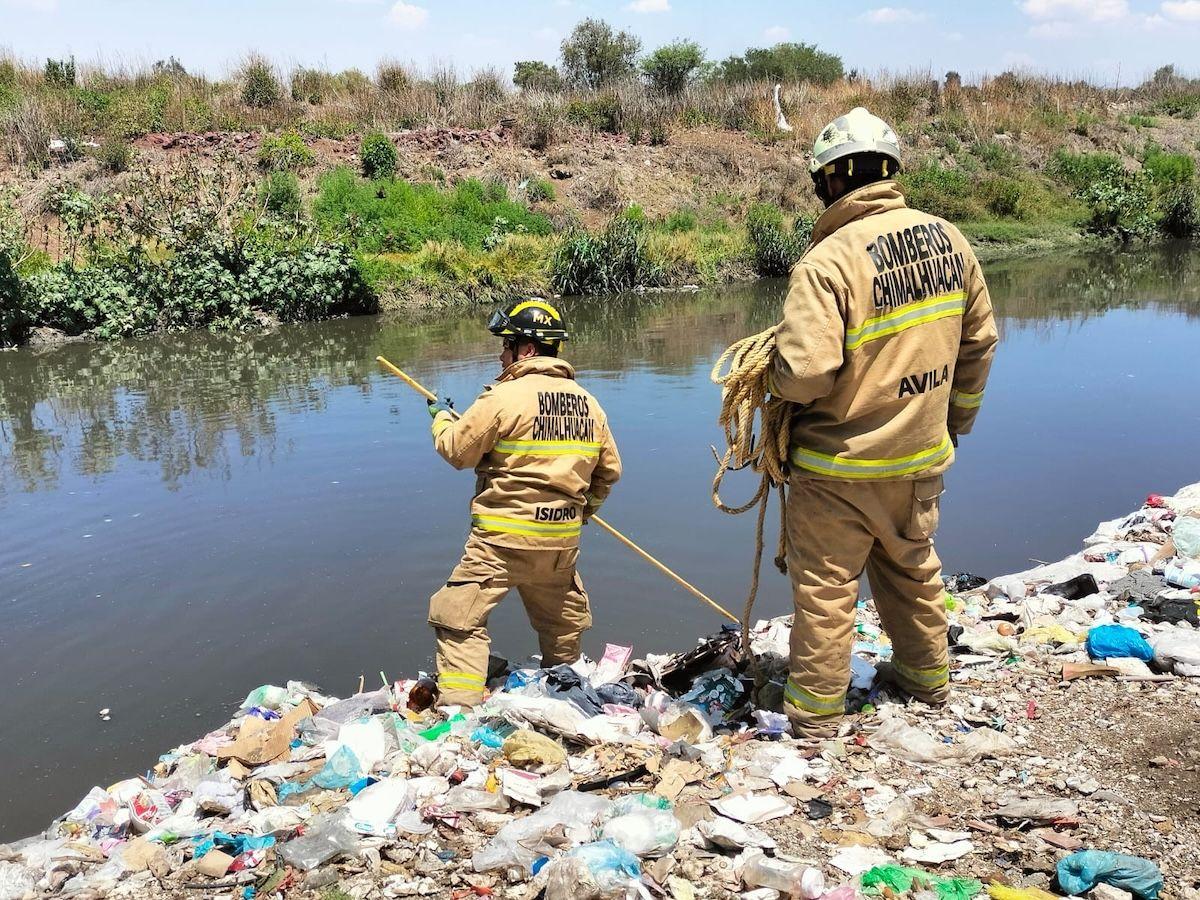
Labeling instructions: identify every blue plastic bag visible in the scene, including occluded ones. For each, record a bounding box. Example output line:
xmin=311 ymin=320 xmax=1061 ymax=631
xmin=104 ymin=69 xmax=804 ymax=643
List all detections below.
xmin=311 ymin=745 xmax=361 ymax=790
xmin=1086 ymin=624 xmax=1153 ymax=662
xmin=568 ymin=840 xmax=641 ymax=891
xmin=1057 ymin=850 xmax=1163 ymax=900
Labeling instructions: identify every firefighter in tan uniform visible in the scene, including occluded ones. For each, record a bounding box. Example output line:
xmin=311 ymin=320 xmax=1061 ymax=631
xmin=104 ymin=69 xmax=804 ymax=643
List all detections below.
xmin=426 ymin=300 xmax=621 ymax=706
xmin=767 ymin=108 xmax=998 ymax=737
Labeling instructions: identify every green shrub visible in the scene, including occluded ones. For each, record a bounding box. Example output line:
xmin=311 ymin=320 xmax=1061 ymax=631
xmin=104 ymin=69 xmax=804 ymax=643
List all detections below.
xmin=291 ymin=67 xmax=331 ymax=104
xmin=377 ymin=63 xmax=410 ymax=94
xmin=313 ymin=167 xmax=551 ymax=253
xmin=1157 ymin=184 xmax=1200 ymax=237
xmin=1046 ymin=150 xmax=1124 ymax=193
xmin=1142 ymin=146 xmax=1195 ymax=187
xmin=1152 ymin=92 xmax=1200 ymax=119
xmin=359 ymin=132 xmax=398 ymax=179
xmin=641 ymin=40 xmax=705 ymax=95
xmin=1125 ymin=114 xmax=1157 ymax=129
xmin=95 ymin=135 xmax=131 ymax=174
xmin=1080 ymin=170 xmax=1155 ymax=240
xmin=525 ymin=178 xmax=556 ymax=202
xmin=513 ymin=61 xmax=563 ymax=93
xmin=717 ymin=42 xmax=843 ymax=86
xmin=560 ymin=18 xmax=641 ymax=90
xmin=565 ymin=95 xmax=621 ymax=133
xmin=261 ymin=171 xmax=302 ymax=215
xmin=745 ymin=202 xmax=809 ymax=276
xmin=18 ymin=240 xmax=376 ymax=340
xmin=896 ymin=162 xmax=980 ymax=220
xmin=662 ymin=209 xmax=698 ymax=232
xmin=1 ymin=250 xmax=26 ymax=347
xmin=241 ymin=59 xmax=282 ymax=108
xmin=44 ymin=56 xmax=76 ymax=87
xmin=551 ymin=215 xmax=662 ymax=294
xmin=257 ymin=131 xmax=315 ymax=172
xmin=979 ymin=177 xmax=1022 ymax=217
xmin=973 ymin=139 xmax=1019 ymax=175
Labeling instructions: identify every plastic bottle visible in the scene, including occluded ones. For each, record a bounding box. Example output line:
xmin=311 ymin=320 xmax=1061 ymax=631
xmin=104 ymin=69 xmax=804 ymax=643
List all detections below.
xmin=741 ymin=852 xmax=825 ymax=898
xmin=1164 ymin=559 xmax=1200 ymax=589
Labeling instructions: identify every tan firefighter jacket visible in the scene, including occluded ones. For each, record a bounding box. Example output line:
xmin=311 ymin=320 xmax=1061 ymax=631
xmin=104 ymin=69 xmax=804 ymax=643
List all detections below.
xmin=431 ymin=356 xmax=622 ymax=550
xmin=770 ymin=180 xmax=998 ymax=481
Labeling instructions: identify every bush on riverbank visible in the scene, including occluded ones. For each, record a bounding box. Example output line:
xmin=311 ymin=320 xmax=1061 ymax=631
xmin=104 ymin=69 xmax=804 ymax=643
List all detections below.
xmin=313 ymin=168 xmax=553 ymax=253
xmin=550 ymin=213 xmax=663 ymax=294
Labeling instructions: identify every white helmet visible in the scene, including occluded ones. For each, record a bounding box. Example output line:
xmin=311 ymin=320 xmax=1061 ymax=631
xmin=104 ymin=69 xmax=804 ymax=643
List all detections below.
xmin=809 ymin=106 xmax=902 ymax=176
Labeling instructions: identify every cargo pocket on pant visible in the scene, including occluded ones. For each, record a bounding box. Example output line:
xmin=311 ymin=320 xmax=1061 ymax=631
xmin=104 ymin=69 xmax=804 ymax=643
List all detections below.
xmin=428 ymin=580 xmax=489 ymax=633
xmin=904 ymin=475 xmax=944 ymax=541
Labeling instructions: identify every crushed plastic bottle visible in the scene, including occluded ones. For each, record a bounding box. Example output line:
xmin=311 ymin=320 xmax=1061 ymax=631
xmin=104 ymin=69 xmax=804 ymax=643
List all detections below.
xmin=600 ymin=809 xmax=680 ymax=856
xmin=277 ymin=813 xmax=361 ymax=870
xmin=741 ymin=851 xmax=825 ymax=898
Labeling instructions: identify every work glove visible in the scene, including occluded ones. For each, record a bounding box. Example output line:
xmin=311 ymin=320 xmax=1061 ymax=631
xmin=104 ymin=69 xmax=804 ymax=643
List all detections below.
xmin=427 ymin=397 xmax=454 ymax=419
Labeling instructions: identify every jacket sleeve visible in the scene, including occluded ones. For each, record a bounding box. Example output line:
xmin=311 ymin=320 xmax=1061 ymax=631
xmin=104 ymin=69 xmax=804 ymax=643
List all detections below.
xmin=585 ymin=421 xmax=622 ymax=516
xmin=948 ymin=254 xmax=998 ymax=436
xmin=768 ymin=262 xmax=846 ymax=405
xmin=432 ymin=389 xmax=502 ymax=470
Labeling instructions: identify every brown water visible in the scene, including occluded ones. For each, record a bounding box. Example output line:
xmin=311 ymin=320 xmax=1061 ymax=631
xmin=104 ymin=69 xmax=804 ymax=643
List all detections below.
xmin=2 ymin=245 xmax=1199 ymax=838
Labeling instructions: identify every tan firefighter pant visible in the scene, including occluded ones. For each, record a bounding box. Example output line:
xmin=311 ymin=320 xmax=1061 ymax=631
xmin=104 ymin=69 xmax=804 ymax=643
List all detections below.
xmin=784 ymin=474 xmax=951 ymax=736
xmin=428 ymin=533 xmax=591 ymax=706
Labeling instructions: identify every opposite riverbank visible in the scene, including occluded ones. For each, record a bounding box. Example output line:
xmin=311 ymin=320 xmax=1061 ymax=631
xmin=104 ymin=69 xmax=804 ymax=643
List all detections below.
xmin=5 ymin=48 xmax=1200 ymax=346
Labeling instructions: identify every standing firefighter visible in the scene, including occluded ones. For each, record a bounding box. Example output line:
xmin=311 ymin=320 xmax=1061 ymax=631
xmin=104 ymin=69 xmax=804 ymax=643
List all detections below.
xmin=426 ymin=300 xmax=621 ymax=706
xmin=770 ymin=107 xmax=998 ymax=737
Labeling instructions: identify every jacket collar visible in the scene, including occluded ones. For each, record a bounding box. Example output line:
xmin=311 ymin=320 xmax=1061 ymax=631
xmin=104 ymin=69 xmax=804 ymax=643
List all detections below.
xmin=809 ymin=180 xmax=907 ymax=248
xmin=497 ymin=356 xmax=576 ymax=383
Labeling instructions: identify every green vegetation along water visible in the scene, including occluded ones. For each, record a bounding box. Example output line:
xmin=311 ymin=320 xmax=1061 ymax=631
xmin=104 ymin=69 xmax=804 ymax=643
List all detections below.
xmin=1 ymin=245 xmax=1199 ymax=838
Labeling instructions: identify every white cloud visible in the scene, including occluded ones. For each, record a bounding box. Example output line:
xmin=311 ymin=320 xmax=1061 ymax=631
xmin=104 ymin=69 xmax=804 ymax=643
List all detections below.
xmin=626 ymin=0 xmax=670 ymax=12
xmin=1029 ymin=19 xmax=1077 ymax=37
xmin=1162 ymin=0 xmax=1200 ymax=20
xmin=387 ymin=0 xmax=428 ymax=27
xmin=859 ymin=6 xmax=928 ymax=24
xmin=763 ymin=25 xmax=792 ymax=41
xmin=1001 ymin=50 xmax=1037 ymax=68
xmin=1018 ymin=0 xmax=1127 ymax=21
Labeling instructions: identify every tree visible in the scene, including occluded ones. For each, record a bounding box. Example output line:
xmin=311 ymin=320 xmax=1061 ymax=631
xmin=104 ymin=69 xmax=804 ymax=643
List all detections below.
xmin=641 ymin=40 xmax=704 ymax=95
xmin=513 ymin=60 xmax=564 ymax=93
xmin=560 ymin=18 xmax=641 ymax=90
xmin=718 ymin=42 xmax=843 ymax=86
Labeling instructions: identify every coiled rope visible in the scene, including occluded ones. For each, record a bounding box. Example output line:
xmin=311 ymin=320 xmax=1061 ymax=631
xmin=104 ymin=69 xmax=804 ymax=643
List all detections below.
xmin=710 ymin=326 xmax=794 ymax=684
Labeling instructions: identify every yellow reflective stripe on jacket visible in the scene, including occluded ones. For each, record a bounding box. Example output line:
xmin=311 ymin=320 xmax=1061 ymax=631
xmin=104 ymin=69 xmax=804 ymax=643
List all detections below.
xmin=472 ymin=513 xmax=582 ymax=537
xmin=845 ymin=291 xmax=966 ymax=351
xmin=949 ymin=388 xmax=984 ymax=409
xmin=892 ymin=659 xmax=950 ymax=688
xmin=431 ymin=413 xmax=454 ymax=437
xmin=784 ymin=678 xmax=846 ymax=715
xmin=791 ymin=434 xmax=953 ymax=480
xmin=494 ymin=439 xmax=602 ymax=457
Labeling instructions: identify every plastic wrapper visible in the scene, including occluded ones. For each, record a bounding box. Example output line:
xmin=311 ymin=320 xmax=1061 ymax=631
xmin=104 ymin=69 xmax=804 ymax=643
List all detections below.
xmin=277 ymin=813 xmax=361 ymax=870
xmin=1057 ymin=850 xmax=1163 ymax=900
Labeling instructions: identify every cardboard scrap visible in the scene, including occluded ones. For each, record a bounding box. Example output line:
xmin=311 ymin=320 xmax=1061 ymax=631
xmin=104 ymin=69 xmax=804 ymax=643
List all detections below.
xmin=217 ymin=699 xmax=317 ymax=766
xmin=653 ymin=758 xmax=705 ymax=801
xmin=195 ymin=849 xmax=234 ymax=878
xmin=1061 ymin=662 xmax=1119 ymax=682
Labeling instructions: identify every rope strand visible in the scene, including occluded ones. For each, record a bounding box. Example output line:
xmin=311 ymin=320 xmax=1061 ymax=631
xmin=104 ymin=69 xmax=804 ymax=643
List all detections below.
xmin=710 ymin=327 xmax=793 ymax=686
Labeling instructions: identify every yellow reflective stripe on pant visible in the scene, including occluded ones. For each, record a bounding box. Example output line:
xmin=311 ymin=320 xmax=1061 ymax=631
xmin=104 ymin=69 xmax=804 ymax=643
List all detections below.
xmin=494 ymin=439 xmax=602 ymax=457
xmin=785 ymin=678 xmax=846 ymax=715
xmin=892 ymin=659 xmax=949 ymax=689
xmin=845 ymin=291 xmax=966 ymax=351
xmin=790 ymin=433 xmax=953 ymax=480
xmin=472 ymin=513 xmax=582 ymax=538
xmin=950 ymin=388 xmax=984 ymax=409
xmin=438 ymin=670 xmax=485 ymax=690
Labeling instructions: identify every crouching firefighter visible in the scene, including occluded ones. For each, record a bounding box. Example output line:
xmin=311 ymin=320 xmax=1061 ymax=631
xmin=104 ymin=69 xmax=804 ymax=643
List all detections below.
xmin=769 ymin=108 xmax=998 ymax=737
xmin=425 ymin=300 xmax=622 ymax=706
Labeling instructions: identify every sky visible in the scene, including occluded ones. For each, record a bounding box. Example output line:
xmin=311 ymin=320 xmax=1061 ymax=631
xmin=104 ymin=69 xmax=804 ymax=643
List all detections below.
xmin=3 ymin=0 xmax=1200 ymax=85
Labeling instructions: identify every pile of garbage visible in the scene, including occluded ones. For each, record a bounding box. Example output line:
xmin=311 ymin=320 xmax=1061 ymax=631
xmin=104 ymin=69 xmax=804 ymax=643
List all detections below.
xmin=3 ymin=484 xmax=1200 ymax=900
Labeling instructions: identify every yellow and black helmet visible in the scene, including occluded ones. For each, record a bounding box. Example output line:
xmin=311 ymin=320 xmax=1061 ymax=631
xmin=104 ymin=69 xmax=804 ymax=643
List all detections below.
xmin=487 ymin=299 xmax=569 ymax=344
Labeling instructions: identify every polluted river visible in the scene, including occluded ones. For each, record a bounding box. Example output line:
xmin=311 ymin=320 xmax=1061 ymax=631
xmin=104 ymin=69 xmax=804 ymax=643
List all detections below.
xmin=1 ymin=244 xmax=1199 ymax=847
